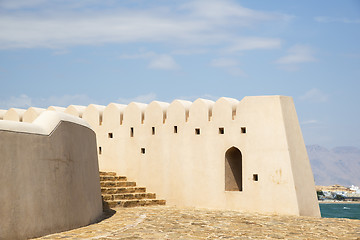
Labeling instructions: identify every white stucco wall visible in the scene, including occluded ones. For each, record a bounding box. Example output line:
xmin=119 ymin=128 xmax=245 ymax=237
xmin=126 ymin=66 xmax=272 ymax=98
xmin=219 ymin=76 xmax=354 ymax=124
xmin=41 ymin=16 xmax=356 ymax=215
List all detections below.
xmin=0 ymin=111 xmax=103 ymax=240
xmin=90 ymin=95 xmax=320 ymax=217
xmin=23 ymin=107 xmax=45 ymax=123
xmin=1 ymin=95 xmax=320 ymax=217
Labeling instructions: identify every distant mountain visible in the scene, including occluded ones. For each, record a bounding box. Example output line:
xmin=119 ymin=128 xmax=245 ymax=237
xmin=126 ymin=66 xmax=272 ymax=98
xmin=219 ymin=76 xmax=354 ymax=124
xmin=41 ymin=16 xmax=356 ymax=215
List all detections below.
xmin=306 ymin=145 xmax=360 ymax=187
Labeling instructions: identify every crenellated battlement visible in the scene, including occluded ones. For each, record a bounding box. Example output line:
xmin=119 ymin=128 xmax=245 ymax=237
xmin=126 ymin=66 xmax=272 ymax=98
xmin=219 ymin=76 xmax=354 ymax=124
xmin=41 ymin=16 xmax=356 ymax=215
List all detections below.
xmin=0 ymin=97 xmax=243 ymax=126
xmin=0 ymin=96 xmax=320 ymax=217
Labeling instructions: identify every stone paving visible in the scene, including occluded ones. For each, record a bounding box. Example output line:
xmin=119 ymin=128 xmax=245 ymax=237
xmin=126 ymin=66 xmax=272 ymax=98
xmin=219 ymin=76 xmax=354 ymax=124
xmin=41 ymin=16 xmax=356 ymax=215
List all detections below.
xmin=34 ymin=206 xmax=360 ymax=239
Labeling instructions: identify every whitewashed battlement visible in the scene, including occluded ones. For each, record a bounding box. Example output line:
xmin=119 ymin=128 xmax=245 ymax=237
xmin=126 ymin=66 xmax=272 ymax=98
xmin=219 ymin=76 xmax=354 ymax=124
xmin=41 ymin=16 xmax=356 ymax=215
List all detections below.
xmin=0 ymin=95 xmax=321 ymax=217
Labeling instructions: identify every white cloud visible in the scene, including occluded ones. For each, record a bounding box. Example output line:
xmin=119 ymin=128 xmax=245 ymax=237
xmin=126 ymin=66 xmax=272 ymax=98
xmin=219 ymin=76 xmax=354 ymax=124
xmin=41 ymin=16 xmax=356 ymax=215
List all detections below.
xmin=0 ymin=94 xmax=96 ymax=109
xmin=117 ymin=93 xmax=157 ymax=104
xmin=299 ymin=88 xmax=328 ymax=103
xmin=275 ymin=45 xmax=316 ymax=66
xmin=181 ymin=0 xmax=292 ymax=23
xmin=148 ymin=55 xmax=180 ymax=70
xmin=211 ymin=58 xmax=239 ymax=67
xmin=210 ymin=57 xmax=245 ymax=76
xmin=226 ymin=37 xmax=282 ymax=52
xmin=119 ymin=51 xmax=179 ymax=71
xmin=0 ymin=0 xmax=47 ymax=9
xmin=0 ymin=94 xmax=32 ymax=109
xmin=301 ymin=120 xmax=320 ymax=125
xmin=119 ymin=52 xmax=156 ymax=60
xmin=0 ymin=1 xmax=291 ymax=49
xmin=177 ymin=94 xmax=219 ymax=102
xmin=171 ymin=49 xmax=208 ymax=55
xmin=314 ymin=16 xmax=360 ymax=24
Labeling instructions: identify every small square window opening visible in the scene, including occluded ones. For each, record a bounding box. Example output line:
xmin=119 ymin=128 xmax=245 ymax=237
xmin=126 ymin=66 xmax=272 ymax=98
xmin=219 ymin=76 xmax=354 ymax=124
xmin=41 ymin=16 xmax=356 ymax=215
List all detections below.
xmin=108 ymin=133 xmax=113 ymax=138
xmin=195 ymin=128 xmax=200 ymax=135
xmin=241 ymin=127 xmax=246 ymax=134
xmin=141 ymin=148 xmax=145 ymax=154
xmin=219 ymin=127 xmax=225 ymax=134
xmin=174 ymin=126 xmax=178 ymax=133
xmin=253 ymin=174 xmax=258 ymax=181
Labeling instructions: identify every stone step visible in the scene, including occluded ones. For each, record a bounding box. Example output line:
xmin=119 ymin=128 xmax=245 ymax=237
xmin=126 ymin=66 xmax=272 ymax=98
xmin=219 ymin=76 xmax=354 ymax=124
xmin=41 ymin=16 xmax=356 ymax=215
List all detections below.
xmin=102 ymin=193 xmax=156 ymax=201
xmin=100 ymin=175 xmax=127 ymax=181
xmin=100 ymin=171 xmax=116 ymax=176
xmin=101 ymin=187 xmax=147 ymax=194
xmin=100 ymin=181 xmax=136 ymax=187
xmin=107 ymin=199 xmax=166 ymax=208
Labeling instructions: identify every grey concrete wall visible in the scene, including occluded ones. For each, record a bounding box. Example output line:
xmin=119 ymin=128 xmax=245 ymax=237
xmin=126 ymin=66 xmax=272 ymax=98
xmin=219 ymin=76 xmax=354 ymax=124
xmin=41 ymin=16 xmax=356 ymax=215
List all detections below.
xmin=0 ymin=112 xmax=103 ymax=240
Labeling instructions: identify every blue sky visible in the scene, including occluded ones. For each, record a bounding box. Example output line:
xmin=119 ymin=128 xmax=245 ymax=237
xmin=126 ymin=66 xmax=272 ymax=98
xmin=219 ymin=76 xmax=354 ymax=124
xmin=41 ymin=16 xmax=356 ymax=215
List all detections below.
xmin=0 ymin=0 xmax=359 ymax=148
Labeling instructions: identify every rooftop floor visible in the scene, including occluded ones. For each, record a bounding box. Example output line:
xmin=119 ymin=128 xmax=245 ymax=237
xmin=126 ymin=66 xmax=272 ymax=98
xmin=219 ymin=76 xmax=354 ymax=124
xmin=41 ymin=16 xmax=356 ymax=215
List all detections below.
xmin=33 ymin=206 xmax=359 ymax=239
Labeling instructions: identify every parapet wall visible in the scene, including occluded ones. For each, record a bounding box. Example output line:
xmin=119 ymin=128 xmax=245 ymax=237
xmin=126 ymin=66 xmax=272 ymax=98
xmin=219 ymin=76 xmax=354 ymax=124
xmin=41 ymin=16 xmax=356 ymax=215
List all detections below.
xmin=0 ymin=111 xmax=103 ymax=240
xmin=0 ymin=96 xmax=320 ymax=217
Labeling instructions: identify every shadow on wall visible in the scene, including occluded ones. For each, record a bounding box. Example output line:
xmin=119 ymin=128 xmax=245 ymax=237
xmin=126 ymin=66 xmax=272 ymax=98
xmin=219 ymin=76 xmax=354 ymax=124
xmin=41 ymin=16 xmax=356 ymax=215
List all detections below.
xmin=225 ymin=147 xmax=243 ymax=191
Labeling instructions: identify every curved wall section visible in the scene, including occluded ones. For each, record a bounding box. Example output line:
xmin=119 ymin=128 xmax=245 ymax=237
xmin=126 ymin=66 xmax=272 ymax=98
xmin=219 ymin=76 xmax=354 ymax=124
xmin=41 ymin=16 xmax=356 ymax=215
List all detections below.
xmin=0 ymin=111 xmax=103 ymax=240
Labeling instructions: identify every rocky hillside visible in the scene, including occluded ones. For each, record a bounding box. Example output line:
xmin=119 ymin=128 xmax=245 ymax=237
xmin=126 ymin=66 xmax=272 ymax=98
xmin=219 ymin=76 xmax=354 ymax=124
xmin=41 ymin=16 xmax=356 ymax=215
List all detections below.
xmin=306 ymin=145 xmax=360 ymax=186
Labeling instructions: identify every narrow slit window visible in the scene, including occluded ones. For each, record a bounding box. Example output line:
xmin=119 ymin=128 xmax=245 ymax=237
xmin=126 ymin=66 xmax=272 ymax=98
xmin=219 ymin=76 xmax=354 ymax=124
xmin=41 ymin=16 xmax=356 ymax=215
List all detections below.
xmin=141 ymin=113 xmax=144 ymax=124
xmin=174 ymin=126 xmax=178 ymax=133
xmin=195 ymin=128 xmax=200 ymax=135
xmin=99 ymin=147 xmax=102 ymax=155
xmin=130 ymin=127 xmax=134 ymax=137
xmin=219 ymin=127 xmax=225 ymax=134
xmin=152 ymin=127 xmax=155 ymax=135
xmin=253 ymin=174 xmax=259 ymax=181
xmin=232 ymin=109 xmax=236 ymax=120
xmin=120 ymin=114 xmax=123 ymax=125
xmin=108 ymin=133 xmax=113 ymax=138
xmin=141 ymin=148 xmax=145 ymax=154
xmin=163 ymin=113 xmax=166 ymax=124
xmin=241 ymin=127 xmax=246 ymax=134
xmin=99 ymin=115 xmax=103 ymax=126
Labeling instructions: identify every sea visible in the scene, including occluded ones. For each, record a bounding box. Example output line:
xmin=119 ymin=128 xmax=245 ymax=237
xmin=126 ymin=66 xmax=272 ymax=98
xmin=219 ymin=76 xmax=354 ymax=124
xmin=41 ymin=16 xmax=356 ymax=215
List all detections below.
xmin=319 ymin=203 xmax=360 ymax=220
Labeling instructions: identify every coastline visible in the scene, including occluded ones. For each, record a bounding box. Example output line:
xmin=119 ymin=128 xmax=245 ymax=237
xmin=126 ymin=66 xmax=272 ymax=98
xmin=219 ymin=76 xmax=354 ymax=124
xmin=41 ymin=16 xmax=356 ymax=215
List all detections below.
xmin=319 ymin=201 xmax=360 ymax=204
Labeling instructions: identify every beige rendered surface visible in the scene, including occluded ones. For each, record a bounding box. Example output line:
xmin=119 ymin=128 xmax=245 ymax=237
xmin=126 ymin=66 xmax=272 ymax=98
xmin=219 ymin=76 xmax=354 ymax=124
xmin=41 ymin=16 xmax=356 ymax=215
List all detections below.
xmin=23 ymin=107 xmax=45 ymax=123
xmin=0 ymin=109 xmax=6 ymax=120
xmin=90 ymin=95 xmax=320 ymax=217
xmin=0 ymin=111 xmax=103 ymax=240
xmin=65 ymin=105 xmax=86 ymax=118
xmin=3 ymin=108 xmax=26 ymax=121
xmin=47 ymin=106 xmax=66 ymax=112
xmin=1 ymin=95 xmax=319 ymax=218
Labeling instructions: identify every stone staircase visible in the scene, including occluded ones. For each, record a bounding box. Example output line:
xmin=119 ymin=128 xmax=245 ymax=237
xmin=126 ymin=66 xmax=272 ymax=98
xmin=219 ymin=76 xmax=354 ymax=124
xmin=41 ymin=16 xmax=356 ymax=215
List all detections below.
xmin=100 ymin=171 xmax=166 ymax=208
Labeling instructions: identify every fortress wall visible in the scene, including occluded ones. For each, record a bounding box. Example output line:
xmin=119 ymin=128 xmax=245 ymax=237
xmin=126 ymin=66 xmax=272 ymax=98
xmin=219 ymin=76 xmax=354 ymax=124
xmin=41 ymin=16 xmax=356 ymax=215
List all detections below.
xmin=2 ymin=95 xmax=318 ymax=217
xmin=229 ymin=96 xmax=301 ymax=215
xmin=65 ymin=105 xmax=86 ymax=118
xmin=48 ymin=106 xmax=66 ymax=112
xmin=82 ymin=104 xmax=106 ymax=129
xmin=93 ymin=96 xmax=319 ymax=217
xmin=0 ymin=111 xmax=103 ymax=240
xmin=23 ymin=107 xmax=46 ymax=123
xmin=0 ymin=109 xmax=6 ymax=120
xmin=4 ymin=108 xmax=26 ymax=121
xmin=99 ymin=103 xmax=127 ymax=173
xmin=279 ymin=97 xmax=320 ymax=217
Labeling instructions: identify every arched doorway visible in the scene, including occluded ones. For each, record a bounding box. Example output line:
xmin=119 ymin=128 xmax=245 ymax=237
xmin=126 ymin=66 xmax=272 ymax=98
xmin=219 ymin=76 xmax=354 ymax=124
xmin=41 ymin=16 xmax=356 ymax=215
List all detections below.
xmin=225 ymin=147 xmax=243 ymax=191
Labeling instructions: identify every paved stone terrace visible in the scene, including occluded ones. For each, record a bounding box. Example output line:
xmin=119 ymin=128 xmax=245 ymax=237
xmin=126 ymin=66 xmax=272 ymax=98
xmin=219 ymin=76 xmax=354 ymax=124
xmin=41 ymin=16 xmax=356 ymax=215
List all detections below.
xmin=34 ymin=206 xmax=360 ymax=239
